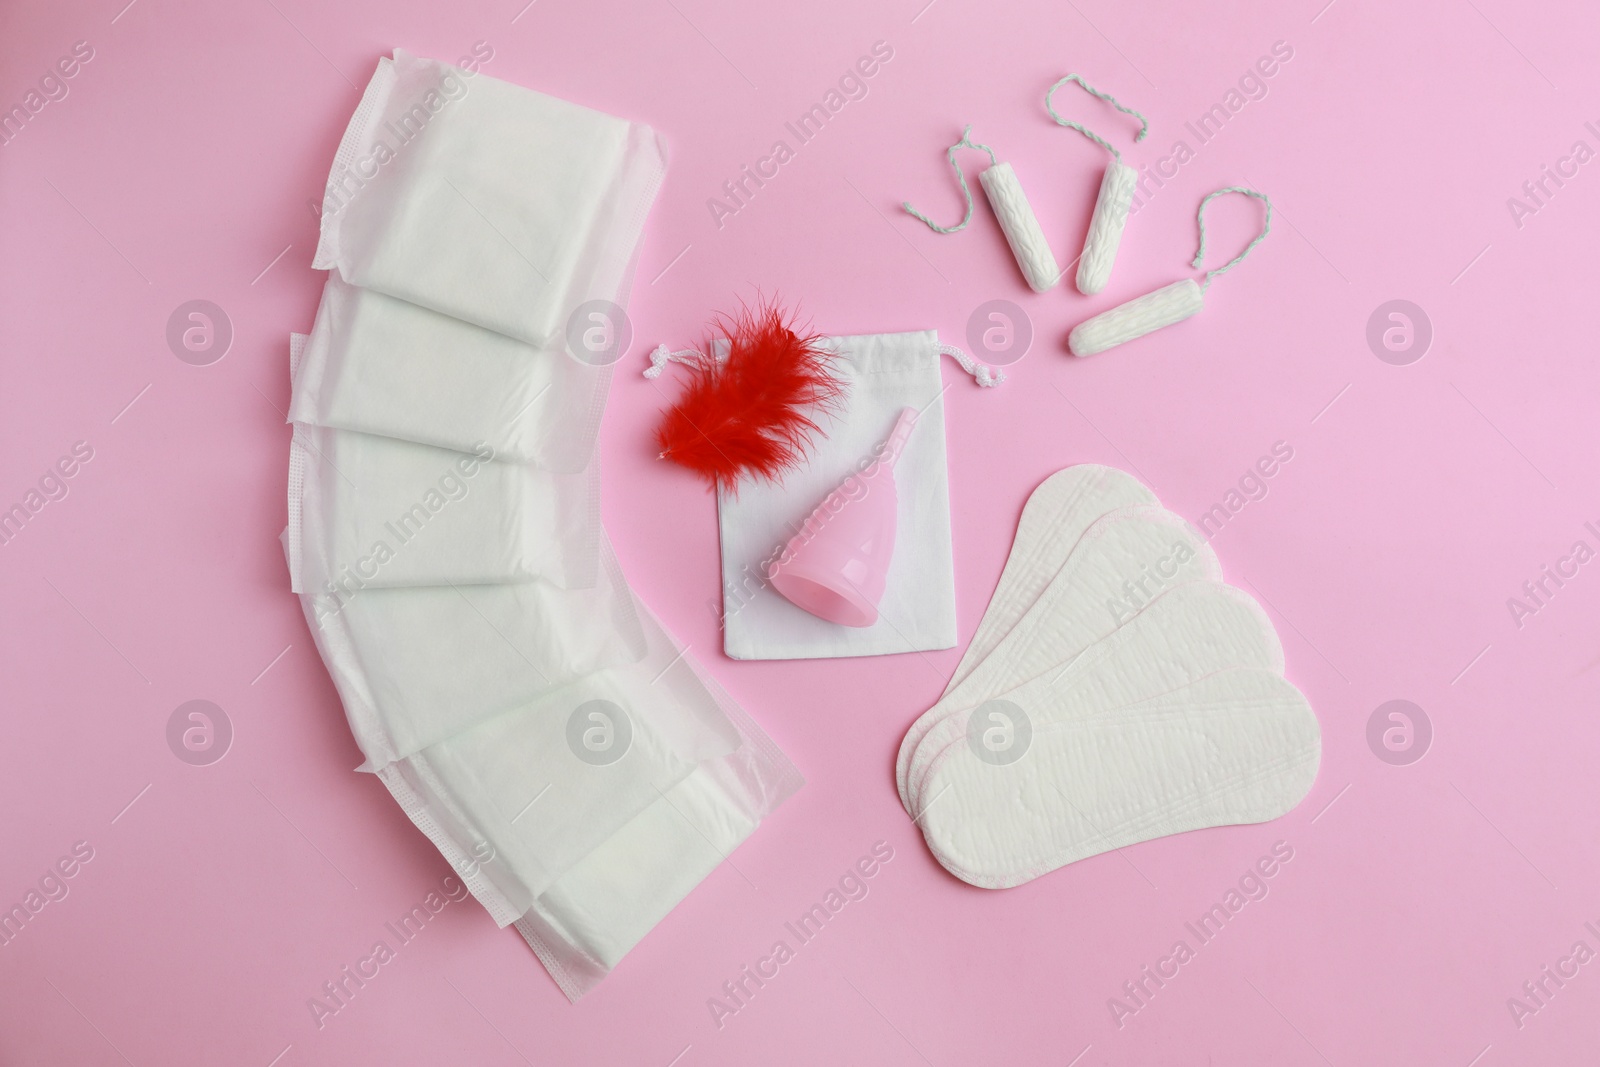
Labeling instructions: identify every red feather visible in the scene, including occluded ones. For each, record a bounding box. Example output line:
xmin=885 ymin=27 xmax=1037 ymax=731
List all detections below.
xmin=655 ymin=300 xmax=844 ymax=494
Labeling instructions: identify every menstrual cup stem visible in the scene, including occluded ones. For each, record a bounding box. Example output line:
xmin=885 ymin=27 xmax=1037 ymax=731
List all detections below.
xmin=879 ymin=407 xmax=918 ymax=470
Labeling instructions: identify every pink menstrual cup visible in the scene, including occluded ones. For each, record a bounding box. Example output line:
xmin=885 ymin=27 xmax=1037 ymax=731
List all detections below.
xmin=766 ymin=407 xmax=918 ymax=627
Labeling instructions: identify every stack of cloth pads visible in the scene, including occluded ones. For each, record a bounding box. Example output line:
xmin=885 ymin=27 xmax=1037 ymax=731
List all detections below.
xmin=897 ymin=465 xmax=1320 ymax=888
xmin=281 ymin=50 xmax=802 ymax=1001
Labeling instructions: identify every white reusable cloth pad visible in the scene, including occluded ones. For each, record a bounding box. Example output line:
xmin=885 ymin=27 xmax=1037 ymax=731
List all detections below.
xmin=299 ymin=535 xmax=647 ymax=768
xmin=717 ymin=330 xmax=958 ymax=660
xmin=313 ymin=49 xmax=666 ymax=347
xmin=898 ymin=465 xmax=1320 ymax=886
xmin=288 ymin=281 xmax=611 ymax=470
xmin=285 ymin=424 xmax=598 ymax=593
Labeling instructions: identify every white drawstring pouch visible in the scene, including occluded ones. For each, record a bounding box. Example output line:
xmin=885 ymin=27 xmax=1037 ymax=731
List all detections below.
xmin=298 ymin=535 xmax=647 ymax=769
xmin=716 ymin=331 xmax=991 ymax=660
xmin=374 ymin=593 xmax=803 ymax=949
xmin=287 ymin=283 xmax=610 ymax=471
xmin=313 ymin=49 xmax=666 ymax=347
xmin=285 ymin=423 xmax=598 ymax=593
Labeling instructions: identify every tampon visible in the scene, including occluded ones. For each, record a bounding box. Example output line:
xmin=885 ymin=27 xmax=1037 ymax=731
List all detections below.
xmin=1068 ymin=279 xmax=1202 ymax=356
xmin=902 ymin=125 xmax=1060 ymax=293
xmin=1044 ymin=75 xmax=1149 ymax=296
xmin=979 ymin=162 xmax=1061 ymax=293
xmin=1076 ymin=161 xmax=1138 ymax=295
xmin=1066 ymin=186 xmax=1273 ymax=357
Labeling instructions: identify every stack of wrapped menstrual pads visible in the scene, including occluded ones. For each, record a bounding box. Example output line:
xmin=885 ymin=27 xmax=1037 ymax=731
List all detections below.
xmin=281 ymin=50 xmax=800 ymax=1001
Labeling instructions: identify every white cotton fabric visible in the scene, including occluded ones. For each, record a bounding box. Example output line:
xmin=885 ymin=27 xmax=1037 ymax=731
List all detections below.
xmin=285 ymin=424 xmax=598 ymax=594
xmin=313 ymin=49 xmax=666 ymax=347
xmin=288 ymin=280 xmax=610 ymax=470
xmin=717 ymin=330 xmax=957 ymax=660
xmin=299 ymin=535 xmax=647 ymax=768
xmin=899 ymin=465 xmax=1320 ymax=887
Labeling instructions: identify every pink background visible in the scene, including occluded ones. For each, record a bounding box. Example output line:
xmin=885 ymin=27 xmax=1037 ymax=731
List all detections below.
xmin=3 ymin=0 xmax=1599 ymax=1062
